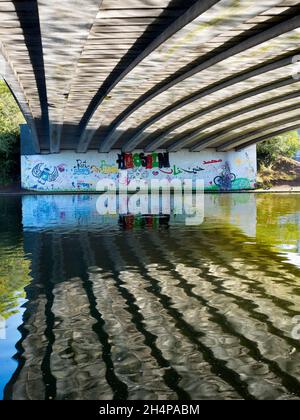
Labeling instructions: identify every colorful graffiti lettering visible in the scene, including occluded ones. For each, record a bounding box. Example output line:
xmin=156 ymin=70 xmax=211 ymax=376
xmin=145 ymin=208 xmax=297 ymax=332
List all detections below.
xmin=32 ymin=163 xmax=59 ymax=185
xmin=73 ymin=168 xmax=91 ymax=176
xmin=127 ymin=167 xmax=150 ymax=181
xmin=91 ymin=160 xmax=119 ymax=174
xmin=117 ymin=152 xmax=170 ymax=170
xmin=22 ymin=149 xmax=256 ymax=192
xmin=159 ymin=165 xmax=204 ymax=176
xmin=180 ymin=166 xmax=204 ymax=174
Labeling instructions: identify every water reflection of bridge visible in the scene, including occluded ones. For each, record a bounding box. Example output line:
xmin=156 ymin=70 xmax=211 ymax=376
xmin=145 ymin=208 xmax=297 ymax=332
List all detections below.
xmin=4 ymin=194 xmax=300 ymax=400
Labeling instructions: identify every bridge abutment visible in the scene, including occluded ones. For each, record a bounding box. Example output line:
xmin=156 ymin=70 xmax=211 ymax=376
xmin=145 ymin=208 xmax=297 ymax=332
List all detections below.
xmin=20 ymin=125 xmax=257 ymax=192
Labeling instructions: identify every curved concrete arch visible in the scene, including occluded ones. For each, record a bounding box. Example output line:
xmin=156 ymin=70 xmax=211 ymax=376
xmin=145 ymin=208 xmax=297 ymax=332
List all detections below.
xmin=76 ymin=0 xmax=220 ymax=153
xmin=99 ymin=15 xmax=300 ymax=152
xmin=4 ymin=78 xmax=40 ymax=153
xmin=12 ymin=0 xmax=49 ymax=151
xmin=167 ymin=84 xmax=300 ymax=152
xmin=235 ymin=124 xmax=300 ymax=151
xmin=189 ymin=101 xmax=300 ymax=151
xmin=151 ymin=77 xmax=300 ymax=152
xmin=0 ymin=49 xmax=40 ymax=153
xmin=122 ymin=53 xmax=299 ymax=152
xmin=215 ymin=114 xmax=300 ymax=152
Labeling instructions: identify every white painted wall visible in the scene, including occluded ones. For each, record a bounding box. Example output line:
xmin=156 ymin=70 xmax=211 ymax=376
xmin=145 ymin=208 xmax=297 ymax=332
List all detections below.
xmin=21 ymin=146 xmax=257 ymax=192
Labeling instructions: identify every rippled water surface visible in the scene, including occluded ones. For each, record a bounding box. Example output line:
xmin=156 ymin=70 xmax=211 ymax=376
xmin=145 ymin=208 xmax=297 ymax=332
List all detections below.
xmin=1 ymin=193 xmax=300 ymax=400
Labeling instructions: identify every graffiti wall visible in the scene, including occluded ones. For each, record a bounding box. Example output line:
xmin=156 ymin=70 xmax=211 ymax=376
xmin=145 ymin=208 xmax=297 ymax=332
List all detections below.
xmin=21 ymin=147 xmax=257 ymax=192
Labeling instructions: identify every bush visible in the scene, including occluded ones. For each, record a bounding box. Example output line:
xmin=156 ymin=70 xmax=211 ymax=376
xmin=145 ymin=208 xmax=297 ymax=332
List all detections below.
xmin=0 ymin=80 xmax=24 ymax=184
xmin=257 ymin=131 xmax=300 ymax=167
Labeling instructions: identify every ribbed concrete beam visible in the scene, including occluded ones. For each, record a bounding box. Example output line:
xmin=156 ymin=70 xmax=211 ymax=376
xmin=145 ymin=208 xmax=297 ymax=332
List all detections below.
xmin=77 ymin=0 xmax=220 ymax=153
xmin=190 ymin=101 xmax=300 ymax=151
xmin=142 ymin=63 xmax=300 ymax=152
xmin=0 ymin=0 xmax=48 ymax=151
xmin=12 ymin=0 xmax=50 ymax=150
xmin=235 ymin=124 xmax=300 ymax=151
xmin=37 ymin=0 xmax=103 ymax=153
xmin=0 ymin=48 xmax=40 ymax=153
xmin=126 ymin=62 xmax=297 ymax=152
xmin=93 ymin=2 xmax=296 ymax=151
xmin=168 ymin=84 xmax=300 ymax=152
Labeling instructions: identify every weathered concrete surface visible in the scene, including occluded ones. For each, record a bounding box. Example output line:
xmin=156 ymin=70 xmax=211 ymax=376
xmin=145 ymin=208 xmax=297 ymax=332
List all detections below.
xmin=0 ymin=1 xmax=300 ymax=153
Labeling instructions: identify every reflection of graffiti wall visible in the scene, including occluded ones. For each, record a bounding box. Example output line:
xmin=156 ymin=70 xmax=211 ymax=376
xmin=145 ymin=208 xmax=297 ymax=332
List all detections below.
xmin=22 ymin=194 xmax=257 ymax=237
xmin=21 ymin=147 xmax=256 ymax=192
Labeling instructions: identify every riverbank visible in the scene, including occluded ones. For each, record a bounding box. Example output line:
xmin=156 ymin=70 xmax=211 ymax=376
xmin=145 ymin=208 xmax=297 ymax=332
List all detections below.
xmin=257 ymin=156 xmax=300 ymax=191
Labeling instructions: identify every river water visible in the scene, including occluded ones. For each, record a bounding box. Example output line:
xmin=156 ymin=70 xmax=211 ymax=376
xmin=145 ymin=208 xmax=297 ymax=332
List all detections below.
xmin=0 ymin=193 xmax=300 ymax=400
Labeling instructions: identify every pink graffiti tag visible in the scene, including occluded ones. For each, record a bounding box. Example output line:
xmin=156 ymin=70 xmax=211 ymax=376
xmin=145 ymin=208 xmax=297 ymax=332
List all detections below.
xmin=57 ymin=164 xmax=67 ymax=173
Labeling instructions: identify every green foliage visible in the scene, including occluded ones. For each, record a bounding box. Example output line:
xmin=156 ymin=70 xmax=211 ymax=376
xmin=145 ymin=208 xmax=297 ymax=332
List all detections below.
xmin=0 ymin=197 xmax=30 ymax=319
xmin=0 ymin=80 xmax=24 ymax=184
xmin=257 ymin=131 xmax=300 ymax=167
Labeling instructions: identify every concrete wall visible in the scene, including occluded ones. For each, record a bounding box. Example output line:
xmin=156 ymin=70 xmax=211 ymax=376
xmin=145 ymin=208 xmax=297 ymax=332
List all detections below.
xmin=21 ymin=146 xmax=257 ymax=192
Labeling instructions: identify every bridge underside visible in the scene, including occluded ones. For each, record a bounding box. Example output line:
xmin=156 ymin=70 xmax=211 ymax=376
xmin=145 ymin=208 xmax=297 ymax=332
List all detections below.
xmin=1 ymin=1 xmax=300 ymax=191
xmin=0 ymin=0 xmax=300 ymax=156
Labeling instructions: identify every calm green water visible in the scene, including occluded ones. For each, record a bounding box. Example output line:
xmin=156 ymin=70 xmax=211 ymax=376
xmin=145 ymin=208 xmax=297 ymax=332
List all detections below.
xmin=1 ymin=193 xmax=300 ymax=400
